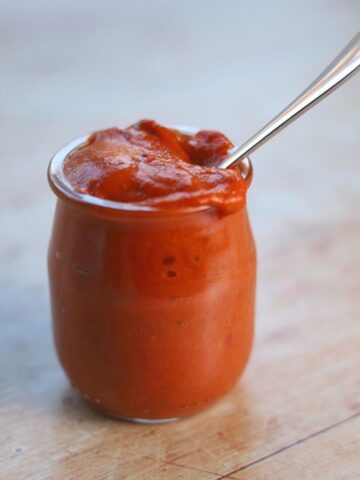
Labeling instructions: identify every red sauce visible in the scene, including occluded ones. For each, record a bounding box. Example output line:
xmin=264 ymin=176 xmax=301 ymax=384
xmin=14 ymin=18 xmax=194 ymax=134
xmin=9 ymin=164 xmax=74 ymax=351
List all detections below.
xmin=64 ymin=120 xmax=246 ymax=213
xmin=48 ymin=120 xmax=256 ymax=420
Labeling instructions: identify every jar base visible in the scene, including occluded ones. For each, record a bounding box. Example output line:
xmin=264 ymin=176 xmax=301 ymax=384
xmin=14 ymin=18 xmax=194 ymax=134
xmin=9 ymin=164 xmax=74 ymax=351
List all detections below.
xmin=75 ymin=389 xmax=181 ymax=423
xmin=112 ymin=415 xmax=180 ymax=424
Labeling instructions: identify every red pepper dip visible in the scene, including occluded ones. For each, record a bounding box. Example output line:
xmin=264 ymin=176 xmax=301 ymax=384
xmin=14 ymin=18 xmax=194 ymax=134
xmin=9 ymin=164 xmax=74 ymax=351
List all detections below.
xmin=64 ymin=120 xmax=247 ymax=213
xmin=48 ymin=120 xmax=256 ymax=421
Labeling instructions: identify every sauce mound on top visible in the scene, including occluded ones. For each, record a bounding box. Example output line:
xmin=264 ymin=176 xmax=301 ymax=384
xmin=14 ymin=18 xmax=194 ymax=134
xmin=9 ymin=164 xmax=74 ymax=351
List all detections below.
xmin=64 ymin=120 xmax=247 ymax=213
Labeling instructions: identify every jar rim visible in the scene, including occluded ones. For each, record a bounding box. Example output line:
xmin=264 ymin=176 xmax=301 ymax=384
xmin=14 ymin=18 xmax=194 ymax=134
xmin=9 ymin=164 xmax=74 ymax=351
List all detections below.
xmin=48 ymin=125 xmax=252 ymax=217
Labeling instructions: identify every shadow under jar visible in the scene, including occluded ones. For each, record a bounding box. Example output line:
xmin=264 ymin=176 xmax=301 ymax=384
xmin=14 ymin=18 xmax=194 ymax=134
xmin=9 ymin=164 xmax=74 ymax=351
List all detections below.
xmin=47 ymin=129 xmax=256 ymax=423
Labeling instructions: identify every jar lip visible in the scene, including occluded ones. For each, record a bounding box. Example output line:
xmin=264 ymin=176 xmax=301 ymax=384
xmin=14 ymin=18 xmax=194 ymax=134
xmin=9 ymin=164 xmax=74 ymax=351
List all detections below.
xmin=48 ymin=125 xmax=252 ymax=216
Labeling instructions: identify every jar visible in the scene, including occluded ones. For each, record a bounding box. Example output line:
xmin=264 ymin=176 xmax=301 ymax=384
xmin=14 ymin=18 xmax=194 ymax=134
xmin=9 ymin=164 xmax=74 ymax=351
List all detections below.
xmin=47 ymin=128 xmax=256 ymax=423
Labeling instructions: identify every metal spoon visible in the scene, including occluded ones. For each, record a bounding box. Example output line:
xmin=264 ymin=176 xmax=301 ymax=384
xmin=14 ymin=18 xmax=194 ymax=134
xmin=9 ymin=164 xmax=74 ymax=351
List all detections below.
xmin=219 ymin=31 xmax=360 ymax=170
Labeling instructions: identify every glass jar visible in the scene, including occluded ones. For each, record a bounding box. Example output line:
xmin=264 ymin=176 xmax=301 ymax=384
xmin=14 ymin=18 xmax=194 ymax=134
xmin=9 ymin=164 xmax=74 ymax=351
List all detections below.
xmin=47 ymin=128 xmax=256 ymax=423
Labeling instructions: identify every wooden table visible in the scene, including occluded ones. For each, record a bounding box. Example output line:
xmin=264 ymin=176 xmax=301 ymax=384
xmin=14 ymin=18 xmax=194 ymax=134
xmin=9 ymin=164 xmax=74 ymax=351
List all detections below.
xmin=1 ymin=1 xmax=359 ymax=478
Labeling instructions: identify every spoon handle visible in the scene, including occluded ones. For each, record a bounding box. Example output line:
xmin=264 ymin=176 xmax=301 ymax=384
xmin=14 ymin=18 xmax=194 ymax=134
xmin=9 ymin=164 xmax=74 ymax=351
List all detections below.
xmin=220 ymin=31 xmax=360 ymax=169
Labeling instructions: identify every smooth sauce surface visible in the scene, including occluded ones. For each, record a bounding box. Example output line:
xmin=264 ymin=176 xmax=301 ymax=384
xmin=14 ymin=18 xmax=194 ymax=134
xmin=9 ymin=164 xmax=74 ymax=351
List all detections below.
xmin=64 ymin=120 xmax=247 ymax=213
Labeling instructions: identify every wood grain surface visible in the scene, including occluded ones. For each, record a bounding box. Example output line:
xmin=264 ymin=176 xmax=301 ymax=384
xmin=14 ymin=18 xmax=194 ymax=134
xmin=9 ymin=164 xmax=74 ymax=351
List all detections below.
xmin=0 ymin=1 xmax=359 ymax=479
